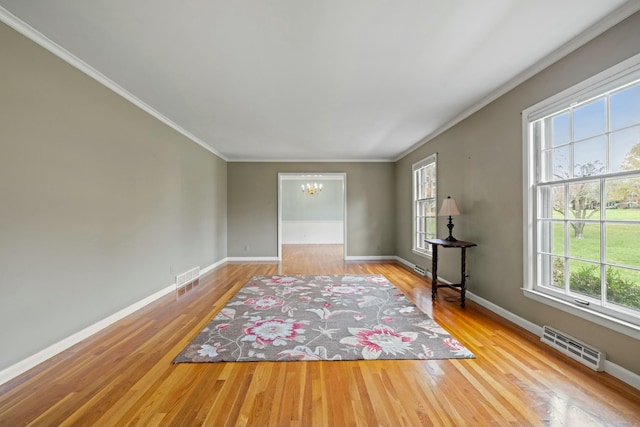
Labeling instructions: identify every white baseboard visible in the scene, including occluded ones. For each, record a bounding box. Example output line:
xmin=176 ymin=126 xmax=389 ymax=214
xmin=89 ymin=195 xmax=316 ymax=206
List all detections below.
xmin=395 ymin=256 xmax=640 ymax=391
xmin=0 ymin=259 xmax=221 ymax=387
xmin=344 ymin=255 xmax=398 ymax=261
xmin=3 ymin=256 xmax=638 ymax=392
xmin=465 ymin=292 xmax=543 ymax=336
xmin=200 ymin=258 xmax=226 ymax=275
xmin=225 ymin=256 xmax=279 ymax=262
xmin=466 ymin=291 xmax=640 ymax=391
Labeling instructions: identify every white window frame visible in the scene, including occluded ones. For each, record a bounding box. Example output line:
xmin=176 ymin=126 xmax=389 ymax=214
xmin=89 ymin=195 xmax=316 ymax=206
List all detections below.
xmin=412 ymin=154 xmax=437 ymax=257
xmin=523 ymin=52 xmax=640 ymax=340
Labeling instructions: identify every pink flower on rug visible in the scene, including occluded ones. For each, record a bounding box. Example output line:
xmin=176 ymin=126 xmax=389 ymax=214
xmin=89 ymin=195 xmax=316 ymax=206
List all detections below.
xmin=279 ymin=345 xmax=342 ymax=361
xmin=340 ymin=324 xmax=418 ymax=359
xmin=365 ymin=276 xmax=389 ymax=285
xmin=323 ymin=283 xmax=367 ymax=296
xmin=242 ymin=318 xmax=306 ymax=347
xmin=444 ymin=337 xmax=467 ymax=353
xmin=267 ymin=276 xmax=303 ymax=285
xmin=243 ymin=295 xmax=284 ymax=310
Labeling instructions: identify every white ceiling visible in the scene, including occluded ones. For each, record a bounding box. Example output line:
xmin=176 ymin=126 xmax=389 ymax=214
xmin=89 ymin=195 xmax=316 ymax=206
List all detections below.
xmin=1 ymin=1 xmax=639 ymax=161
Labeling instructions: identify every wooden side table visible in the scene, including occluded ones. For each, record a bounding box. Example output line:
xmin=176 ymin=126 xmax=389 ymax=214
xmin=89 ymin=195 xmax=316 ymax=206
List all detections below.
xmin=425 ymin=238 xmax=477 ymax=308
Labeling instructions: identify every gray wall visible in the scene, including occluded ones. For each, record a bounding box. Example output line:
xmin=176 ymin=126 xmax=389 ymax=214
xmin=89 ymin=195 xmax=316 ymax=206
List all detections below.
xmin=0 ymin=22 xmax=228 ymax=370
xmin=3 ymin=7 xmax=639 ymax=381
xmin=396 ymin=12 xmax=640 ymax=374
xmin=228 ymin=162 xmax=395 ymax=257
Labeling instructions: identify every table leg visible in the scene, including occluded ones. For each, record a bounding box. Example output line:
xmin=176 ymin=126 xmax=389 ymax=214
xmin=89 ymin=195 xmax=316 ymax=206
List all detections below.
xmin=460 ymin=247 xmax=467 ymax=308
xmin=431 ymin=244 xmax=438 ymax=301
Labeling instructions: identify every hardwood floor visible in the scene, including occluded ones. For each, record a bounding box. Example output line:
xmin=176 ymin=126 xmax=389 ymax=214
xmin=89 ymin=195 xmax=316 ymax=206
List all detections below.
xmin=1 ymin=244 xmax=639 ymax=426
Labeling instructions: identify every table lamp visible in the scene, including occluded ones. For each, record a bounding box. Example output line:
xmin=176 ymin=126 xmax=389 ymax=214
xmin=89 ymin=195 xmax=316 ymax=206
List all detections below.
xmin=438 ymin=196 xmax=461 ymax=241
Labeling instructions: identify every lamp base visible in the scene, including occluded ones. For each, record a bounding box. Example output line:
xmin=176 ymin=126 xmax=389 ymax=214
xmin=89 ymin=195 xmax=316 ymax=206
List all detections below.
xmin=445 ymin=216 xmax=457 ymax=241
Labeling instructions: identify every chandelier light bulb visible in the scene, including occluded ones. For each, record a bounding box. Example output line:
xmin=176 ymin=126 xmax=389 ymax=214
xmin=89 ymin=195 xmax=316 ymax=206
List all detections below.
xmin=301 ymin=182 xmax=323 ymax=195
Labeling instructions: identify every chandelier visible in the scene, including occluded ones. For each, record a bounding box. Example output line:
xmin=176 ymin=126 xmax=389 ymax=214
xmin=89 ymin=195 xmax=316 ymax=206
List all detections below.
xmin=301 ymin=182 xmax=323 ymax=195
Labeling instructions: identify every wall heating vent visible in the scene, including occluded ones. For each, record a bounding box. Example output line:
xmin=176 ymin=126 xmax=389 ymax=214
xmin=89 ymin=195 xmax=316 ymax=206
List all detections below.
xmin=541 ymin=326 xmax=605 ymax=371
xmin=176 ymin=266 xmax=200 ymax=291
xmin=413 ymin=264 xmax=426 ymax=276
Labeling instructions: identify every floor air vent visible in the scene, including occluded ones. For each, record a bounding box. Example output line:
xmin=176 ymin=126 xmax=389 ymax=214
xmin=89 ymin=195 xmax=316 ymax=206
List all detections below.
xmin=176 ymin=266 xmax=200 ymax=292
xmin=413 ymin=264 xmax=426 ymax=276
xmin=541 ymin=326 xmax=605 ymax=371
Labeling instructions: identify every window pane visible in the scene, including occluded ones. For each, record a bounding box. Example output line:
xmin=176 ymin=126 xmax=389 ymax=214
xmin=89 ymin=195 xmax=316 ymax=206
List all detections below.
xmin=538 ymin=220 xmax=552 ymax=253
xmin=413 ymin=156 xmax=436 ymax=254
xmin=426 ymin=164 xmax=436 ymax=197
xmin=568 ymin=222 xmax=600 ymax=261
xmin=552 ymin=256 xmax=565 ymax=289
xmin=553 ymin=221 xmax=564 ymax=255
xmin=611 ymin=126 xmax=640 ymax=173
xmin=539 ymin=254 xmax=561 ymax=289
xmin=568 ymin=181 xmax=600 ymax=219
xmin=540 ymin=145 xmax=570 ymax=182
xmin=606 ymin=223 xmax=640 ymax=268
xmin=427 ymin=198 xmax=436 ymax=216
xmin=538 ymin=220 xmax=564 ymax=256
xmin=606 ymin=266 xmax=640 ymax=312
xmin=611 ymin=82 xmax=640 ymax=131
xmin=538 ymin=185 xmax=565 ymax=219
xmin=574 ymin=98 xmax=606 ymax=140
xmin=416 ymin=168 xmax=425 ymax=199
xmin=552 ymin=186 xmax=565 ymax=218
xmin=550 ymin=112 xmax=570 ymax=147
xmin=573 ymin=136 xmax=606 ymax=178
xmin=606 ymin=177 xmax=640 ymax=213
xmin=426 ymin=217 xmax=436 ymax=240
xmin=539 ymin=254 xmax=566 ymax=290
xmin=569 ymin=260 xmax=601 ymax=299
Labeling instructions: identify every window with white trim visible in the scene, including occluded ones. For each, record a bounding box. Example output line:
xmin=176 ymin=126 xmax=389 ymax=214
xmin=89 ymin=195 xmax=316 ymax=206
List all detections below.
xmin=413 ymin=154 xmax=437 ymax=256
xmin=523 ymin=53 xmax=640 ymax=333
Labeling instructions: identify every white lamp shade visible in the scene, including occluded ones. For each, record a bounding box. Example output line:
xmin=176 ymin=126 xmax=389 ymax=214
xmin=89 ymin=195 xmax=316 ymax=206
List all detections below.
xmin=438 ymin=197 xmax=461 ymax=216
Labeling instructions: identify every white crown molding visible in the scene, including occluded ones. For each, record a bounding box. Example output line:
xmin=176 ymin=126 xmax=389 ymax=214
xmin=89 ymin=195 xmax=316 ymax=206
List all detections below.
xmin=394 ymin=0 xmax=640 ymax=161
xmin=229 ymin=158 xmax=395 ymax=163
xmin=0 ymin=6 xmax=228 ymax=162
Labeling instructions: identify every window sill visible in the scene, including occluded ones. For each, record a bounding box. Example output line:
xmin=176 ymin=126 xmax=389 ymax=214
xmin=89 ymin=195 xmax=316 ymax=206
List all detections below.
xmin=522 ymin=288 xmax=640 ymax=340
xmin=412 ymin=249 xmax=432 ymax=259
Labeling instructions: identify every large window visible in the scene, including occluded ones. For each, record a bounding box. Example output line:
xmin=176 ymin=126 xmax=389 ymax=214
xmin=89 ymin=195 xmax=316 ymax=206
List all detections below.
xmin=523 ymin=53 xmax=640 ymax=335
xmin=413 ymin=154 xmax=437 ymax=256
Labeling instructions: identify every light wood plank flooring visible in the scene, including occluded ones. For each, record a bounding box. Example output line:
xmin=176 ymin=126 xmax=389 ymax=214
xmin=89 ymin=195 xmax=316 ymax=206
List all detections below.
xmin=1 ymin=244 xmax=639 ymax=426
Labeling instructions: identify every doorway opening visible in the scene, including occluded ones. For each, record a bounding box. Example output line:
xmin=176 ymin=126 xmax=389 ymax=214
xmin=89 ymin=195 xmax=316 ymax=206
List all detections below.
xmin=277 ymin=173 xmax=346 ymax=260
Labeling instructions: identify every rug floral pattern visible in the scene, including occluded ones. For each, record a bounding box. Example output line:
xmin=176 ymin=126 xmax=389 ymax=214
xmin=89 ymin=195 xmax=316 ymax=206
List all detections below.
xmin=173 ymin=274 xmax=475 ymax=363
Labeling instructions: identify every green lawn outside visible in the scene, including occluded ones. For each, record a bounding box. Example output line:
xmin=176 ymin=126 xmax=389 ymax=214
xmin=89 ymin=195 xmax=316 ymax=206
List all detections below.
xmin=551 ymin=208 xmax=640 ymax=289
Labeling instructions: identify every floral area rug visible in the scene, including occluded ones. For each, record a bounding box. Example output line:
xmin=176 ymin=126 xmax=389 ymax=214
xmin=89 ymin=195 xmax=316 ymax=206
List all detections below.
xmin=173 ymin=274 xmax=475 ymax=363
